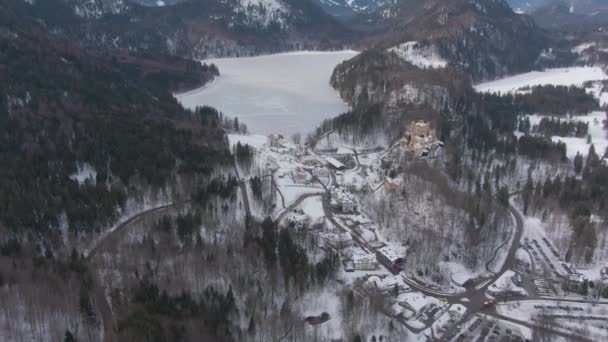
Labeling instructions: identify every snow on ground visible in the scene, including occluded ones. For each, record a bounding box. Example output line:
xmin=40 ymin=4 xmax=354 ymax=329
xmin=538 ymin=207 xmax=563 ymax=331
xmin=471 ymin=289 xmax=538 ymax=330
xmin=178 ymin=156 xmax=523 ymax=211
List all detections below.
xmin=474 ymin=67 xmax=608 ymax=94
xmin=488 ymin=270 xmax=528 ymax=295
xmin=425 ymin=304 xmax=467 ymax=338
xmin=520 ymin=111 xmax=608 ymax=159
xmin=586 ymin=82 xmax=608 ymax=107
xmin=497 ymin=300 xmax=608 ymax=339
xmin=550 ymin=112 xmax=607 ymax=159
xmin=235 ymin=0 xmax=288 ymax=28
xmin=521 ymin=215 xmax=573 ymax=277
xmin=298 ymin=286 xmax=344 ymax=341
xmin=516 ymin=248 xmax=532 ymax=266
xmin=397 ymin=291 xmax=440 ymax=314
xmin=439 ymin=261 xmax=486 ymax=288
xmin=388 ymin=41 xmax=448 ymax=69
xmin=300 ymin=196 xmax=325 ymax=220
xmin=176 ymin=51 xmax=358 ymax=135
xmin=486 ymin=202 xmax=517 ymax=274
xmin=227 ymin=133 xmax=267 ymax=149
xmin=276 ymin=177 xmax=324 ymax=208
xmin=70 ymin=162 xmax=97 ymax=185
xmin=572 ymin=42 xmax=596 ymax=54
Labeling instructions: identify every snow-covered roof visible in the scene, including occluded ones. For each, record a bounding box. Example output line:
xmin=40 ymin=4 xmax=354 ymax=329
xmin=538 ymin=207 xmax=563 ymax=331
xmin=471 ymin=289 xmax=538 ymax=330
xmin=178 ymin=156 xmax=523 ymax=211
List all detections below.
xmin=353 ymin=253 xmax=376 ymax=264
xmin=325 ymin=156 xmax=345 ymax=169
xmin=377 ymin=246 xmax=404 ymax=263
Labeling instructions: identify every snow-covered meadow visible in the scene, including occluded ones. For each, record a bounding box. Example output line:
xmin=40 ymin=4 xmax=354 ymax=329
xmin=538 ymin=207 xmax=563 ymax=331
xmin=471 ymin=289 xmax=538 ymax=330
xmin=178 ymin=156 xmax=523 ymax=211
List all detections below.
xmin=176 ymin=51 xmax=358 ymax=135
xmin=518 ymin=112 xmax=608 ymax=159
xmin=474 ymin=67 xmax=608 ymax=94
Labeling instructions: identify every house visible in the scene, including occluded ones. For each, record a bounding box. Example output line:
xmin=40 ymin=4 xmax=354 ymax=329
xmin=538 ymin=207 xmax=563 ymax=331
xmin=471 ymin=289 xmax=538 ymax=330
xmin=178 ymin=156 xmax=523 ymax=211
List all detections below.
xmin=330 ymin=188 xmax=358 ymax=213
xmin=566 ymin=273 xmax=588 ymax=294
xmin=376 ymin=246 xmax=406 ymax=274
xmin=353 ymin=253 xmax=378 ymax=270
xmin=325 ymin=156 xmax=345 ymax=170
xmin=342 ymin=199 xmax=356 ymax=213
xmin=313 ymin=167 xmax=330 ymax=178
xmin=292 ymin=167 xmax=309 ymax=184
xmin=268 ymin=134 xmax=285 ymax=148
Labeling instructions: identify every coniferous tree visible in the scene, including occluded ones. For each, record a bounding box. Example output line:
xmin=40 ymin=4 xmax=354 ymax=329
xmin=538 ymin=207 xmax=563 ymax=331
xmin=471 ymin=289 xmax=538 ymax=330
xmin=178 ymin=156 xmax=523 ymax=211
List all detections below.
xmin=573 ymin=152 xmax=583 ymax=174
xmin=64 ymin=330 xmax=76 ymax=342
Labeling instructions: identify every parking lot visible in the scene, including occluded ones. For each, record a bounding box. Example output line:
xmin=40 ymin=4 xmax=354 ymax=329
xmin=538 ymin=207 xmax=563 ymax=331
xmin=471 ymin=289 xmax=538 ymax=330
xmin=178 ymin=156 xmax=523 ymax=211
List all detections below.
xmin=445 ymin=316 xmax=525 ymax=342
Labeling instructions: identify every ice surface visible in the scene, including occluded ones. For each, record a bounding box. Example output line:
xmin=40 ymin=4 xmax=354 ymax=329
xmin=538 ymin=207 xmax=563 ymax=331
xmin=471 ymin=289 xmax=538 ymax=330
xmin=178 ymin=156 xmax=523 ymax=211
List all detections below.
xmin=176 ymin=51 xmax=358 ymax=135
xmin=474 ymin=67 xmax=608 ymax=94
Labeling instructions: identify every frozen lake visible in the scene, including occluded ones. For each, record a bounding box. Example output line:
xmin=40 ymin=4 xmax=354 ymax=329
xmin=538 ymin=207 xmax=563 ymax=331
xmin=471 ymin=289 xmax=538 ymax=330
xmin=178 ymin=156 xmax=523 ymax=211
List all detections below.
xmin=176 ymin=50 xmax=358 ymax=136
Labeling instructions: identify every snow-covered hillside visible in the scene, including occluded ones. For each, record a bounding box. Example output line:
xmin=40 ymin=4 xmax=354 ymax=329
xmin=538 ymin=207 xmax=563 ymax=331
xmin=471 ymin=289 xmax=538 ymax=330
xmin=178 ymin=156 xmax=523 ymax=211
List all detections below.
xmin=316 ymin=0 xmax=387 ymax=17
xmin=69 ymin=0 xmax=128 ymax=18
xmin=234 ymin=0 xmax=290 ymax=29
xmin=388 ymin=41 xmax=447 ymax=69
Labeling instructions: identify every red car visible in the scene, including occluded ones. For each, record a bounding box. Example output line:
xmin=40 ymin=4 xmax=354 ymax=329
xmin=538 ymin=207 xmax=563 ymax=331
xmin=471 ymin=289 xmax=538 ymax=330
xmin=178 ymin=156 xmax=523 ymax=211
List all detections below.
xmin=483 ymin=299 xmax=497 ymax=308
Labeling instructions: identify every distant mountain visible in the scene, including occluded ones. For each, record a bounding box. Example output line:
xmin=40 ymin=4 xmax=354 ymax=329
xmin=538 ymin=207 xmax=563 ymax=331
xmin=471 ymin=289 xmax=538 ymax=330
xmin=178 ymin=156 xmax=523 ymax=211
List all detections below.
xmin=359 ymin=0 xmax=547 ymax=81
xmin=13 ymin=0 xmax=351 ymax=58
xmin=531 ymin=0 xmax=608 ymax=32
xmin=315 ymin=0 xmax=388 ymax=18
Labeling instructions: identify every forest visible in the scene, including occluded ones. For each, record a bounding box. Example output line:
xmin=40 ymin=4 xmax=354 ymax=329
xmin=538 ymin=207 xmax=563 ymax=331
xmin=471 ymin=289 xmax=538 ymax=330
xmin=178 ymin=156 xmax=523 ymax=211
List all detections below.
xmin=0 ymin=9 xmax=230 ymax=239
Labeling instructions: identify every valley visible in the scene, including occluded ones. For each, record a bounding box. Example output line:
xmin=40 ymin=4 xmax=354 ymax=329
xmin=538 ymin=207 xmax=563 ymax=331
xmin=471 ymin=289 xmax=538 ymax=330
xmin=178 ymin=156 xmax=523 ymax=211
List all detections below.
xmin=2 ymin=0 xmax=608 ymax=341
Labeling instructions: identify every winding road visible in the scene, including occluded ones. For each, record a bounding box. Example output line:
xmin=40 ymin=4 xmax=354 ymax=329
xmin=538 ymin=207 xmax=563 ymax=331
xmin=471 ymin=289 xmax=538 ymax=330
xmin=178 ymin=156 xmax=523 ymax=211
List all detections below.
xmin=86 ymin=201 xmax=184 ymax=342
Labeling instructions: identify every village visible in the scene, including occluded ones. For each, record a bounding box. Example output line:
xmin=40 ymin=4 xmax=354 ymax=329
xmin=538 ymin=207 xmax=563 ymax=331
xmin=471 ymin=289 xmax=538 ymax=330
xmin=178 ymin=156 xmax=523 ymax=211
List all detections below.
xmin=230 ymin=120 xmax=608 ymax=342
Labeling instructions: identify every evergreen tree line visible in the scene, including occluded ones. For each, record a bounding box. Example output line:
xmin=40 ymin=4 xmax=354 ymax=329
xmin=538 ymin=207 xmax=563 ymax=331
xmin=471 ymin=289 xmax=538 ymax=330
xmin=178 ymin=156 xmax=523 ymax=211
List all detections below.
xmin=0 ymin=28 xmax=231 ymax=236
xmin=522 ymin=145 xmax=608 ymax=263
xmin=118 ymin=280 xmax=237 ymax=342
xmin=245 ymin=217 xmax=340 ymax=292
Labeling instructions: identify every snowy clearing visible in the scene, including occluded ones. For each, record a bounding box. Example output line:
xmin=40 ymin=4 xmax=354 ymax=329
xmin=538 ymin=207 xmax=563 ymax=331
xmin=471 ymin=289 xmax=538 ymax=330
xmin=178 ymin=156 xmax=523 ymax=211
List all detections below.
xmin=388 ymin=41 xmax=447 ymax=69
xmin=300 ymin=196 xmax=325 ymax=220
xmin=520 ymin=112 xmax=608 ymax=159
xmin=176 ymin=51 xmax=358 ymax=135
xmin=70 ymin=162 xmax=97 ymax=185
xmin=474 ymin=67 xmax=608 ymax=94
xmin=227 ymin=134 xmax=267 ymax=149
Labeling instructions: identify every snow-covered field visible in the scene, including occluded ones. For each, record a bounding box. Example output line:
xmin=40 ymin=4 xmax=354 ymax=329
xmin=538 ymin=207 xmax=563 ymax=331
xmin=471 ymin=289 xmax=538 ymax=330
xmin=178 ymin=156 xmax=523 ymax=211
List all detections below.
xmin=520 ymin=112 xmax=608 ymax=159
xmin=227 ymin=133 xmax=267 ymax=149
xmin=474 ymin=67 xmax=608 ymax=94
xmin=176 ymin=51 xmax=358 ymax=135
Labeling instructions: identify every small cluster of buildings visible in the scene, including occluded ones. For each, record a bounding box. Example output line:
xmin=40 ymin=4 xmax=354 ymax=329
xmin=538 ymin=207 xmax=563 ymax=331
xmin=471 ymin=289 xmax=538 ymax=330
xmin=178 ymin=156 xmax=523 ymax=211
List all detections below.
xmin=268 ymin=133 xmax=305 ymax=157
xmin=376 ymin=245 xmax=406 ymax=274
xmin=330 ymin=187 xmax=357 ymax=213
xmin=565 ymin=273 xmax=589 ymax=294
